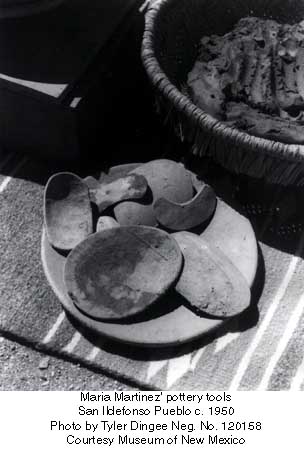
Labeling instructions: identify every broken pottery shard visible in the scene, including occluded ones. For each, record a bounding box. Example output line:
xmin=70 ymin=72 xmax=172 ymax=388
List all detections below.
xmin=99 ymin=163 xmax=142 ymax=184
xmin=173 ymin=232 xmax=251 ymax=318
xmin=114 ymin=160 xmax=193 ymax=227
xmin=90 ymin=174 xmax=148 ymax=213
xmin=64 ymin=226 xmax=183 ymax=320
xmin=96 ymin=216 xmax=120 ymax=232
xmin=83 ymin=176 xmax=100 ymax=190
xmin=154 ymin=184 xmax=217 ymax=231
xmin=44 ymin=172 xmax=93 ymax=252
xmin=84 ymin=163 xmax=143 ymax=198
xmin=201 ymin=199 xmax=258 ymax=287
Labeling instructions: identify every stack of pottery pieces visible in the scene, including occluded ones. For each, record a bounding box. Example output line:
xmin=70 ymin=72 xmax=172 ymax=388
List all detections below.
xmin=43 ymin=159 xmax=258 ymax=345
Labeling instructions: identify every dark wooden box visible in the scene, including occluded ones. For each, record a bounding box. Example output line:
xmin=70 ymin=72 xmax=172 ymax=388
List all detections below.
xmin=0 ymin=0 xmax=142 ymax=160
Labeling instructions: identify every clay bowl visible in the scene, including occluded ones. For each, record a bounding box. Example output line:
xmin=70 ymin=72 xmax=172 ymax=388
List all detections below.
xmin=64 ymin=226 xmax=183 ymax=321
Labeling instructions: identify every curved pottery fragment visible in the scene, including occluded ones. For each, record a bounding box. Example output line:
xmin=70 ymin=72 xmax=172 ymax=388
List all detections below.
xmin=154 ymin=184 xmax=217 ymax=230
xmin=173 ymin=232 xmax=251 ymax=318
xmin=44 ymin=172 xmax=93 ymax=252
xmin=96 ymin=216 xmax=120 ymax=232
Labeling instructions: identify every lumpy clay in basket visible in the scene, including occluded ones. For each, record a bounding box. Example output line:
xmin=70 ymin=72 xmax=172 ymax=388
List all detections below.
xmin=187 ymin=17 xmax=304 ymax=144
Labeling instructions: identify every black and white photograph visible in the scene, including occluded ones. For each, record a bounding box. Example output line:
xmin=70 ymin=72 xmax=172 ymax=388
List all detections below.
xmin=1 ymin=0 xmax=304 ymax=394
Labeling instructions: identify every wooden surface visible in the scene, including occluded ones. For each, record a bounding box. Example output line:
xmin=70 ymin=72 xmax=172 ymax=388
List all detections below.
xmin=0 ymin=0 xmax=138 ymax=84
xmin=0 ymin=0 xmax=142 ymax=159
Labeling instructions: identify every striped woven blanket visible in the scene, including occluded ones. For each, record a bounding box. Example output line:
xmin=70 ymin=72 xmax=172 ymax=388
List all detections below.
xmin=1 ymin=150 xmax=304 ymax=390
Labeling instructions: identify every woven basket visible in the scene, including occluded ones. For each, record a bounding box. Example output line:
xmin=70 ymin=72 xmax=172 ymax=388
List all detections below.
xmin=142 ymin=0 xmax=304 ymax=186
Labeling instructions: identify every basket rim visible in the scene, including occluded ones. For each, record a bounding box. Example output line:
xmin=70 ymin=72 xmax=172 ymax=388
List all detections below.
xmin=141 ymin=0 xmax=304 ymax=165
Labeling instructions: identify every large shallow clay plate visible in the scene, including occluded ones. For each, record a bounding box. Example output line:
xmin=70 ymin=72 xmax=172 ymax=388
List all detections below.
xmin=41 ymin=165 xmax=258 ymax=347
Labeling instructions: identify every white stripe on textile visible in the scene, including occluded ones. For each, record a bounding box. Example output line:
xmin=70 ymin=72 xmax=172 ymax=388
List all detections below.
xmin=258 ymin=290 xmax=304 ymax=390
xmin=229 ymin=237 xmax=304 ymax=390
xmin=62 ymin=332 xmax=82 ymax=353
xmin=42 ymin=311 xmax=65 ymax=345
xmin=0 ymin=157 xmax=27 ymax=194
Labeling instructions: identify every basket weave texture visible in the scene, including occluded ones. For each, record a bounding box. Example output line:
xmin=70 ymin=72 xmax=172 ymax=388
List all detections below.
xmin=142 ymin=0 xmax=304 ymax=186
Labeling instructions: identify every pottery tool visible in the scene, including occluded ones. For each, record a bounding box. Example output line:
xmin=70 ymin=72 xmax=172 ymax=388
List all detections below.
xmin=154 ymin=184 xmax=217 ymax=230
xmin=64 ymin=226 xmax=183 ymax=320
xmin=174 ymin=232 xmax=251 ymax=318
xmin=96 ymin=216 xmax=120 ymax=232
xmin=44 ymin=172 xmax=93 ymax=252
xmin=89 ymin=174 xmax=148 ymax=213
